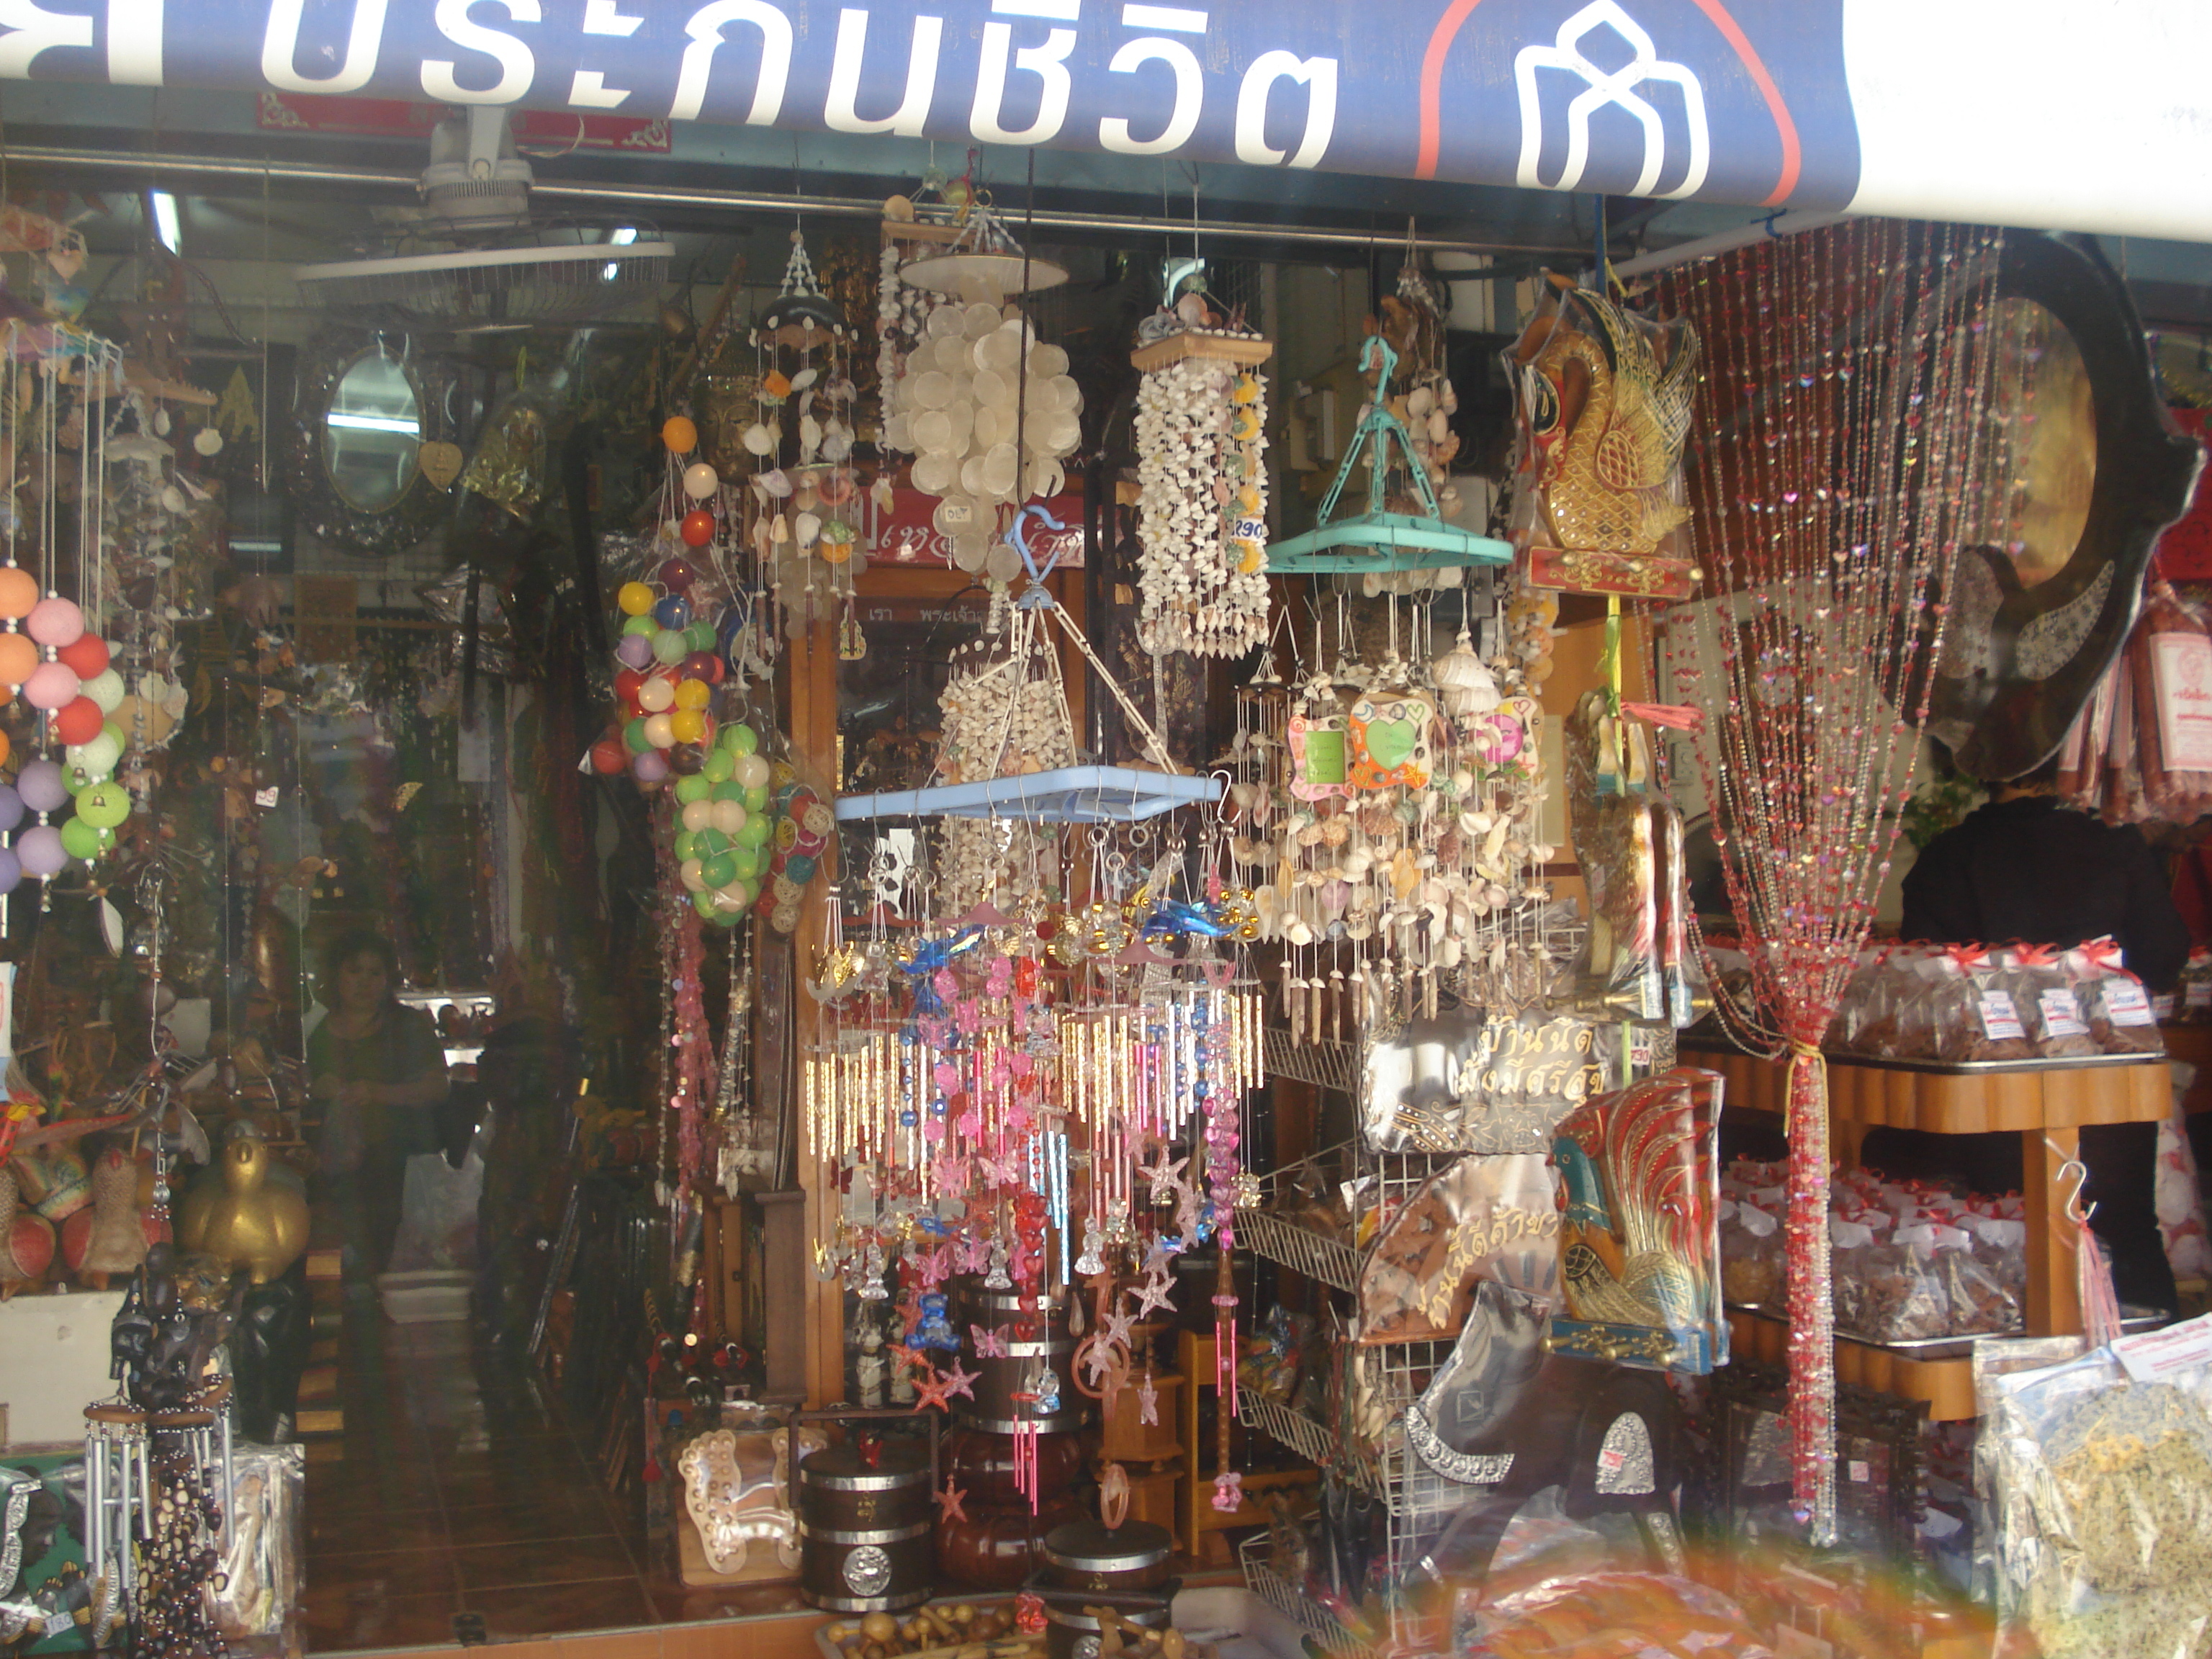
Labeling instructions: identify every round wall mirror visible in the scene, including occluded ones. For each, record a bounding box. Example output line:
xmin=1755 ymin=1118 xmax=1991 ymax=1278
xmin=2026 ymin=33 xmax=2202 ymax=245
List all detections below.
xmin=323 ymin=352 xmax=422 ymax=512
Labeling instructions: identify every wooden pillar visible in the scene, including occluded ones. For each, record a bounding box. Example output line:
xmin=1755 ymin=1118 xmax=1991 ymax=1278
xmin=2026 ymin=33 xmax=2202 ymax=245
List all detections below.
xmin=787 ymin=613 xmax=843 ymax=1407
xmin=2022 ymin=1126 xmax=2082 ymax=1337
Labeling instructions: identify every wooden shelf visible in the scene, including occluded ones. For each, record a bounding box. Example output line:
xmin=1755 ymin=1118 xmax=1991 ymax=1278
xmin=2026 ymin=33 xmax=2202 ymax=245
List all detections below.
xmin=1727 ymin=1309 xmax=1977 ymax=1422
xmin=1681 ymin=1040 xmax=2169 ymax=1134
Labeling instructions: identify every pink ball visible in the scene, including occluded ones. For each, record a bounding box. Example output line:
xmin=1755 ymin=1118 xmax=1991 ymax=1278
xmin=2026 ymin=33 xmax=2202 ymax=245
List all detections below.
xmin=24 ymin=596 xmax=84 ymax=648
xmin=22 ymin=660 xmax=78 ymax=710
xmin=15 ymin=824 xmax=66 ymax=877
xmin=631 ymin=750 xmax=670 ymax=785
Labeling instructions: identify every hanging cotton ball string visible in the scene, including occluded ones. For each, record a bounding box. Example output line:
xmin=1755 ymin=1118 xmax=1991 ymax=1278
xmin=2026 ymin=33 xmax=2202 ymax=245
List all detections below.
xmin=1133 ymin=351 xmax=1270 ymax=658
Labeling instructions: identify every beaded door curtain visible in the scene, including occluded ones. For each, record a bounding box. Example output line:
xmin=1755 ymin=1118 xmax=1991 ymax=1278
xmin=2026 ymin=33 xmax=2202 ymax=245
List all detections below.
xmin=1651 ymin=220 xmax=2020 ymax=1541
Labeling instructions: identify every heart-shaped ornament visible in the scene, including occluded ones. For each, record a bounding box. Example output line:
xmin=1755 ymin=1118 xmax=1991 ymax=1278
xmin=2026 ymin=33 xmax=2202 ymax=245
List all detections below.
xmin=418 ymin=441 xmax=464 ymax=488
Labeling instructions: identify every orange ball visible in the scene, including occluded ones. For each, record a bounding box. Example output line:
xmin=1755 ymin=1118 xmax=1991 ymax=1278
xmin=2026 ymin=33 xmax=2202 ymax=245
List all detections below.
xmin=0 ymin=632 xmax=35 ymax=687
xmin=0 ymin=729 xmax=14 ymax=769
xmin=0 ymin=567 xmax=35 ymax=621
xmin=662 ymin=415 xmax=698 ymax=455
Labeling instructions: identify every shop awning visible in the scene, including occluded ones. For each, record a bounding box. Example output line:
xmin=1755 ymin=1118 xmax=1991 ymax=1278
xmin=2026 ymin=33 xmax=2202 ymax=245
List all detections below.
xmin=3 ymin=0 xmax=2208 ymax=242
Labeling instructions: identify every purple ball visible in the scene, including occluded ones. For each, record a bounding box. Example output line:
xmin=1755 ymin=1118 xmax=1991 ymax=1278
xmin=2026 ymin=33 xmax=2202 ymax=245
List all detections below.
xmin=16 ymin=758 xmax=67 ymax=814
xmin=0 ymin=782 xmax=22 ymax=834
xmin=16 ymin=824 xmax=65 ymax=877
xmin=0 ymin=846 xmax=19 ymax=894
xmin=616 ymin=633 xmax=656 ymax=670
xmin=631 ymin=749 xmax=670 ymax=785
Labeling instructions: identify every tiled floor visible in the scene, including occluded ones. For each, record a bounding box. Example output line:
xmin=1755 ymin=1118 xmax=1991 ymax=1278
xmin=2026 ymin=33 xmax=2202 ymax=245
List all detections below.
xmin=302 ymin=1309 xmax=703 ymax=1652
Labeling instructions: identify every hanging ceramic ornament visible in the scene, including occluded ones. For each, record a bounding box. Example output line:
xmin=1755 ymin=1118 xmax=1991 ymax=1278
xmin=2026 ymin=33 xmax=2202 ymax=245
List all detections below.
xmin=1131 ymin=308 xmax=1273 ymax=658
xmin=1347 ymin=682 xmax=1437 ymax=791
xmin=1287 ymin=670 xmax=1349 ymax=801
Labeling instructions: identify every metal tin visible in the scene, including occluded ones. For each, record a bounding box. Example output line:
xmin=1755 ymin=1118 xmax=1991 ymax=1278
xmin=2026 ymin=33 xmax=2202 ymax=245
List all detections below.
xmin=1041 ymin=1520 xmax=1173 ymax=1592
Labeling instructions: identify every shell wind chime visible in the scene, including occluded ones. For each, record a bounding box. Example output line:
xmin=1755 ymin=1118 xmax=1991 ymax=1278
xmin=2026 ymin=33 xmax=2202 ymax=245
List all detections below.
xmin=1132 ymin=291 xmax=1273 ymax=657
xmin=741 ymin=232 xmax=868 ymax=647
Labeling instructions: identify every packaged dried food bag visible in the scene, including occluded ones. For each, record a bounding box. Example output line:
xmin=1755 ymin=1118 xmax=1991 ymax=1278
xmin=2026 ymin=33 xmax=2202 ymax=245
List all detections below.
xmin=1720 ymin=1197 xmax=1782 ymax=1308
xmin=1357 ymin=1154 xmax=1560 ymax=1343
xmin=1984 ymin=1323 xmax=2212 ymax=1659
xmin=2067 ymin=937 xmax=2167 ymax=1056
xmin=1964 ymin=1211 xmax=2030 ymax=1315
xmin=2130 ymin=581 xmax=2212 ymax=826
xmin=1942 ymin=945 xmax=2036 ymax=1064
xmin=2003 ymin=945 xmax=2103 ymax=1059
xmin=1830 ymin=1215 xmax=1879 ymax=1337
xmin=1937 ymin=1223 xmax=2018 ymax=1336
xmin=1824 ymin=949 xmax=1889 ymax=1054
xmin=1837 ymin=1219 xmax=1951 ymax=1344
xmin=2157 ymin=1103 xmax=2212 ymax=1282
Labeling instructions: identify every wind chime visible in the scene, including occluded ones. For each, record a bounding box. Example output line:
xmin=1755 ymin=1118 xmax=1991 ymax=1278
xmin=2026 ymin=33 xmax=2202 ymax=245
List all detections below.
xmin=1653 ymin=218 xmax=2018 ymax=1540
xmin=1130 ymin=289 xmax=1273 ymax=658
xmin=745 ymin=230 xmax=867 ymax=651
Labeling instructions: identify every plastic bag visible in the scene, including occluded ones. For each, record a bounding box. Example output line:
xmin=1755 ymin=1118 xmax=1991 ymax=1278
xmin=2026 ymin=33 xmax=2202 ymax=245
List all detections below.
xmin=1357 ymin=1154 xmax=1559 ymax=1344
xmin=212 ymin=1442 xmax=304 ymax=1641
xmin=2068 ymin=938 xmax=2168 ymax=1056
xmin=1948 ymin=947 xmax=2036 ymax=1064
xmin=2157 ymin=1105 xmax=2212 ymax=1282
xmin=2006 ymin=945 xmax=2103 ymax=1059
xmin=1462 ymin=1568 xmax=1773 ymax=1658
xmin=387 ymin=1149 xmax=484 ymax=1272
xmin=1984 ymin=1321 xmax=2212 ymax=1658
xmin=1720 ymin=1198 xmax=1782 ymax=1308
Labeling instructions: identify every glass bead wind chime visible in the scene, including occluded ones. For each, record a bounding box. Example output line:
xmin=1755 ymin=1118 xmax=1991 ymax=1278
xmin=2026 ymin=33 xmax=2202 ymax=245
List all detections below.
xmin=1653 ymin=218 xmax=2019 ymax=1542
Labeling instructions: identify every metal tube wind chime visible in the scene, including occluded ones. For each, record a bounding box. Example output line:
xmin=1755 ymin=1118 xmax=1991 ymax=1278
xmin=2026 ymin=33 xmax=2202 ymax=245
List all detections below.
xmin=1652 ymin=219 xmax=2019 ymax=1541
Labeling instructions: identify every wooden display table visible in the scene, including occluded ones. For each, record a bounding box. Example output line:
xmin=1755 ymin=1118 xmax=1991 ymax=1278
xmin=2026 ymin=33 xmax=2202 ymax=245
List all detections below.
xmin=1686 ymin=1041 xmax=2171 ymax=1419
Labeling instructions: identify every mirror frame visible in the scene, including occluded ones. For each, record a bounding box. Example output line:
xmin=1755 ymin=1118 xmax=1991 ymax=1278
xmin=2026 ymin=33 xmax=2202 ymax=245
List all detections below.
xmin=287 ymin=331 xmax=465 ymax=557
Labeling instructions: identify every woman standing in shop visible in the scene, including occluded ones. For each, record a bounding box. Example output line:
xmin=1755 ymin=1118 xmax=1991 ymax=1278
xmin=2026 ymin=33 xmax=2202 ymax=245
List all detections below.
xmin=308 ymin=930 xmax=451 ymax=1290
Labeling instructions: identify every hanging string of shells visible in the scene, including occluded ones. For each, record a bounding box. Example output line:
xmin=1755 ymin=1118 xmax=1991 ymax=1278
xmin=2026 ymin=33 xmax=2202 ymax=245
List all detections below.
xmin=1132 ymin=290 xmax=1273 ymax=658
xmin=742 ymin=232 xmax=866 ymax=645
xmin=1226 ymin=590 xmax=1569 ymax=1042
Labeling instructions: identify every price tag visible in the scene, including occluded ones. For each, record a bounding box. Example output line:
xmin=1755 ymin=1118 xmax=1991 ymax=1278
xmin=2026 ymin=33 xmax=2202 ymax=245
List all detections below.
xmin=1598 ymin=1447 xmax=1626 ymax=1473
xmin=2106 ymin=981 xmax=2157 ymax=1027
xmin=1848 ymin=1460 xmax=1869 ymax=1483
xmin=2189 ymin=980 xmax=2212 ymax=1012
xmin=2038 ymin=989 xmax=2088 ymax=1038
xmin=253 ymin=786 xmax=280 ymax=808
xmin=2114 ymin=1313 xmax=2212 ymax=1382
xmin=1977 ymin=990 xmax=2025 ymax=1042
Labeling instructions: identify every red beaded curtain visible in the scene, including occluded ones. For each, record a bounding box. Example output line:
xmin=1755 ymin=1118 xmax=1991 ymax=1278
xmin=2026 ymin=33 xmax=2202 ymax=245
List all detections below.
xmin=1650 ymin=220 xmax=2015 ymax=1541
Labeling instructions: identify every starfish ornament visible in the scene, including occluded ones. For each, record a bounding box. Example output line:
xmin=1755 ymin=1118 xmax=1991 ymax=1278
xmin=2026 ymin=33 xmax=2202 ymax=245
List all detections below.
xmin=1138 ymin=1372 xmax=1159 ymax=1426
xmin=910 ymin=1360 xmax=961 ymax=1413
xmin=1138 ymin=1148 xmax=1189 ymax=1205
xmin=1100 ymin=1304 xmax=1137 ymax=1353
xmin=936 ymin=1357 xmax=979 ymax=1403
xmin=935 ymin=1478 xmax=968 ymax=1524
xmin=971 ymin=1323 xmax=1010 ymax=1357
xmin=1129 ymin=1271 xmax=1177 ymax=1321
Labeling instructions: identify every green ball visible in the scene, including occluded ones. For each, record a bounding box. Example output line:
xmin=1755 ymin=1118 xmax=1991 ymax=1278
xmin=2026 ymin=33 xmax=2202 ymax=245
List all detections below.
xmin=691 ymin=890 xmax=719 ymax=920
xmin=673 ymin=774 xmax=712 ymax=804
xmin=711 ymin=780 xmax=747 ymax=804
xmin=673 ymin=830 xmax=699 ymax=861
xmin=621 ymin=614 xmax=657 ymax=638
xmin=623 ymin=717 xmax=652 ymax=753
xmin=742 ymin=784 xmax=770 ymax=814
xmin=734 ymin=876 xmax=760 ymax=907
xmin=710 ymin=904 xmax=745 ymax=928
xmin=651 ymin=629 xmax=688 ymax=665
xmin=702 ymin=750 xmax=734 ymax=784
xmin=736 ymin=814 xmax=771 ymax=849
xmin=729 ymin=844 xmax=762 ymax=881
xmin=60 ymin=817 xmax=106 ymax=860
xmin=696 ymin=828 xmax=732 ymax=858
xmin=76 ymin=780 xmax=130 ymax=830
xmin=700 ymin=853 xmax=737 ymax=889
xmin=683 ymin=621 xmax=716 ymax=652
xmin=723 ymin=722 xmax=760 ymax=755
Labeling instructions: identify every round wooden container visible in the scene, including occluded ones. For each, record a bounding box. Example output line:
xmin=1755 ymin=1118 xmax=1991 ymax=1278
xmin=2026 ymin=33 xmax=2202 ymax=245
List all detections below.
xmin=1041 ymin=1520 xmax=1174 ymax=1593
xmin=954 ymin=1282 xmax=1087 ymax=1434
xmin=944 ymin=1425 xmax=1087 ymax=1506
xmin=798 ymin=1439 xmax=933 ymax=1612
xmin=1042 ymin=1594 xmax=1170 ymax=1659
xmin=935 ymin=1491 xmax=1088 ymax=1589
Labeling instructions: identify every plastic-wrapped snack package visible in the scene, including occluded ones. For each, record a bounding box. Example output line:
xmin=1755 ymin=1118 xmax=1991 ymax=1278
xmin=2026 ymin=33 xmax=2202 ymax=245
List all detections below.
xmin=1964 ymin=1211 xmax=2029 ymax=1321
xmin=1825 ymin=950 xmax=1889 ymax=1055
xmin=1830 ymin=1216 xmax=1879 ymax=1337
xmin=1461 ymin=1568 xmax=1775 ymax=1658
xmin=1838 ymin=1219 xmax=1951 ymax=1343
xmin=1985 ymin=1326 xmax=2212 ymax=1659
xmin=2067 ymin=938 xmax=2167 ymax=1056
xmin=212 ymin=1443 xmax=304 ymax=1642
xmin=2005 ymin=945 xmax=2103 ymax=1059
xmin=1938 ymin=1223 xmax=2018 ymax=1336
xmin=1357 ymin=1154 xmax=1560 ymax=1344
xmin=1946 ymin=947 xmax=2036 ymax=1064
xmin=1720 ymin=1197 xmax=1782 ymax=1308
